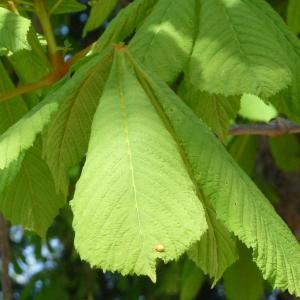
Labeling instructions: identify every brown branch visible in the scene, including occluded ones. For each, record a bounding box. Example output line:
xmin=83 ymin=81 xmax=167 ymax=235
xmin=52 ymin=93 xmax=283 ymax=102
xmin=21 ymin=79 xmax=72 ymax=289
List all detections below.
xmin=230 ymin=118 xmax=300 ymax=136
xmin=0 ymin=214 xmax=12 ymax=300
xmin=0 ymin=67 xmax=66 ymax=102
xmin=0 ymin=42 xmax=94 ymax=103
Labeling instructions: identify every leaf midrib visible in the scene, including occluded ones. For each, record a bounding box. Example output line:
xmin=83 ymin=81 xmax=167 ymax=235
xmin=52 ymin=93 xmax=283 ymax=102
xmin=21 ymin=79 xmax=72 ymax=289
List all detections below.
xmin=135 ymin=0 xmax=175 ymax=61
xmin=116 ymin=54 xmax=144 ymax=244
xmin=127 ymin=51 xmax=210 ymax=234
xmin=215 ymin=0 xmax=257 ymax=81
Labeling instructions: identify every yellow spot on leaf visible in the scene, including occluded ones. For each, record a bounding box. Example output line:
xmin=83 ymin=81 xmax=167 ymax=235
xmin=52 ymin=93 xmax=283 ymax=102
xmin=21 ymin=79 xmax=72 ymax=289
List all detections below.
xmin=154 ymin=244 xmax=165 ymax=252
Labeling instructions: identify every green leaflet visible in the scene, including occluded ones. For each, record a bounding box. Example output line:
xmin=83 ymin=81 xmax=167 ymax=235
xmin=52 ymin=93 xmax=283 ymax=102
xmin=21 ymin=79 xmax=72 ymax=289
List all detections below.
xmin=128 ymin=50 xmax=300 ymax=296
xmin=0 ymin=79 xmax=68 ymax=170
xmin=239 ymin=94 xmax=278 ymax=122
xmin=92 ymin=0 xmax=158 ymax=53
xmin=287 ymin=0 xmax=300 ymax=34
xmin=157 ymin=262 xmax=181 ymax=296
xmin=8 ymin=27 xmax=50 ymax=84
xmin=269 ymin=135 xmax=300 ymax=172
xmin=129 ymin=0 xmax=196 ymax=83
xmin=180 ymin=259 xmax=205 ymax=300
xmin=83 ymin=0 xmax=118 ymax=36
xmin=0 ymin=60 xmax=63 ymax=236
xmin=188 ymin=205 xmax=238 ymax=284
xmin=127 ymin=0 xmax=298 ymax=141
xmin=0 ymin=61 xmax=28 ymax=129
xmin=133 ymin=54 xmax=238 ymax=281
xmin=128 ymin=0 xmax=294 ymax=99
xmin=0 ymin=60 xmax=27 ymax=193
xmin=179 ymin=79 xmax=240 ymax=141
xmin=0 ymin=154 xmax=24 ymax=195
xmin=44 ymin=50 xmax=113 ymax=197
xmin=0 ymin=154 xmax=24 ymax=197
xmin=8 ymin=27 xmax=50 ymax=107
xmin=71 ymin=48 xmax=208 ymax=281
xmin=46 ymin=0 xmax=86 ymax=15
xmin=0 ymin=52 xmax=104 ymax=171
xmin=0 ymin=7 xmax=31 ymax=52
xmin=188 ymin=0 xmax=291 ymax=98
xmin=0 ymin=140 xmax=64 ymax=237
xmin=228 ymin=136 xmax=259 ymax=176
xmin=223 ymin=244 xmax=265 ymax=300
xmin=251 ymin=0 xmax=300 ymax=122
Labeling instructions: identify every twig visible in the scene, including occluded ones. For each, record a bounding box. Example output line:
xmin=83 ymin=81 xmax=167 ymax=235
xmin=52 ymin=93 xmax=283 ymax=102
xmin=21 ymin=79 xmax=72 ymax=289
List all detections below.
xmin=0 ymin=71 xmax=60 ymax=102
xmin=34 ymin=0 xmax=61 ymax=69
xmin=48 ymin=0 xmax=63 ymax=14
xmin=0 ymin=43 xmax=94 ymax=103
xmin=6 ymin=1 xmax=19 ymax=13
xmin=230 ymin=118 xmax=300 ymax=136
xmin=0 ymin=214 xmax=12 ymax=300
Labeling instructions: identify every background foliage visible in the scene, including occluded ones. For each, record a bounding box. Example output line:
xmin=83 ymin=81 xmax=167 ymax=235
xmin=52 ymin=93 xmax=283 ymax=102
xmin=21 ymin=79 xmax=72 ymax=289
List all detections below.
xmin=0 ymin=0 xmax=299 ymax=299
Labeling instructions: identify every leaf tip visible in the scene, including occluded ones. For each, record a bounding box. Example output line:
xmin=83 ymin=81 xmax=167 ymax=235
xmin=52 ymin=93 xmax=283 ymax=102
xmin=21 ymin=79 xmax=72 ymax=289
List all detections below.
xmin=148 ymin=270 xmax=157 ymax=283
